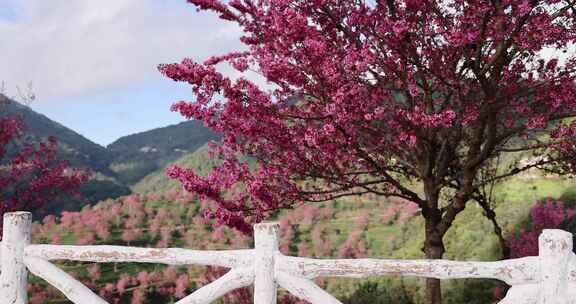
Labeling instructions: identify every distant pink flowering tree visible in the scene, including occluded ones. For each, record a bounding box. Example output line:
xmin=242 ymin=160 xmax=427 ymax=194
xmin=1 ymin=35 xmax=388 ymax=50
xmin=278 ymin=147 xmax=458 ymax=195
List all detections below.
xmin=508 ymin=199 xmax=576 ymax=258
xmin=0 ymin=96 xmax=88 ymax=232
xmin=161 ymin=1 xmax=576 ymax=302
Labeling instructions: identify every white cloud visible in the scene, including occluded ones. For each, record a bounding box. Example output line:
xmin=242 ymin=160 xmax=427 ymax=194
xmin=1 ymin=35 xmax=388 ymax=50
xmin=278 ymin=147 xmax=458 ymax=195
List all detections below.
xmin=0 ymin=0 xmax=246 ymax=99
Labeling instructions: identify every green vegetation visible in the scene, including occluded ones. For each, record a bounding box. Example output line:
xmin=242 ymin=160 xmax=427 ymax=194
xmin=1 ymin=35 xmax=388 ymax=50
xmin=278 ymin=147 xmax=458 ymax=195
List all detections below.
xmin=0 ymin=99 xmax=114 ymax=175
xmin=132 ymin=144 xmax=220 ymax=193
xmin=0 ymin=99 xmax=220 ymax=215
xmin=108 ymin=120 xmax=219 ymax=185
xmin=7 ymin=97 xmax=576 ymax=302
xmin=30 ymin=165 xmax=576 ymax=303
xmin=127 ymin=138 xmax=576 ymax=302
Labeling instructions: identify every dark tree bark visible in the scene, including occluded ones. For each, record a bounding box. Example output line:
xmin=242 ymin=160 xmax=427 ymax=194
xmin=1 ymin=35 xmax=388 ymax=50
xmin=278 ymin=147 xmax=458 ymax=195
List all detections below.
xmin=422 ymin=181 xmax=445 ymax=304
xmin=424 ymin=218 xmax=445 ymax=304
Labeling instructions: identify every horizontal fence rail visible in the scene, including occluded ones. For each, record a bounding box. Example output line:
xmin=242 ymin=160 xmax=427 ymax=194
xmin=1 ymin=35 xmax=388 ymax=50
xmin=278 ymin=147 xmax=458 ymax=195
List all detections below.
xmin=0 ymin=211 xmax=575 ymax=303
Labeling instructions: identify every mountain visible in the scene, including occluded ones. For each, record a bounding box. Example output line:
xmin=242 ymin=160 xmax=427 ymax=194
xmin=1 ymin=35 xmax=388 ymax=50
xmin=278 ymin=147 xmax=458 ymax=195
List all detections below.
xmin=0 ymin=97 xmax=131 ymax=214
xmin=107 ymin=120 xmax=220 ymax=185
xmin=132 ymin=140 xmax=260 ymax=194
xmin=132 ymin=143 xmax=219 ymax=193
xmin=0 ymin=98 xmax=114 ymax=175
xmin=1 ymin=96 xmax=221 ymax=214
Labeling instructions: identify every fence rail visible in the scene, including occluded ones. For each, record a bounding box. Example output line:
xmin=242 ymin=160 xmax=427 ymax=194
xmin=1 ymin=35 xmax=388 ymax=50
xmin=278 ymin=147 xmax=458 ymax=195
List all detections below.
xmin=0 ymin=211 xmax=575 ymax=303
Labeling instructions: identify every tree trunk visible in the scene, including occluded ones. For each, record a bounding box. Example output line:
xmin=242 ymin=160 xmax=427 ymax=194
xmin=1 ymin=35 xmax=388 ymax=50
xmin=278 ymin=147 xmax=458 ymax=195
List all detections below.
xmin=424 ymin=214 xmax=445 ymax=304
xmin=425 ymin=277 xmax=442 ymax=304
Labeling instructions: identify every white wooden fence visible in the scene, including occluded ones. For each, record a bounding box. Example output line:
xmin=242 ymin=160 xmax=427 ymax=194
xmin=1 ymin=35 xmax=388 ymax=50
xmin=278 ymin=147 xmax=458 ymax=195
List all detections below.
xmin=0 ymin=211 xmax=575 ymax=303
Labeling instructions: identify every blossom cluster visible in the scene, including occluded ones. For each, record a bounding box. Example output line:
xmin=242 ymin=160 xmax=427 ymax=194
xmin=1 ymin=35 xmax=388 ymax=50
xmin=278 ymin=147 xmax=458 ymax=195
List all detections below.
xmin=29 ymin=191 xmax=383 ymax=303
xmin=0 ymin=115 xmax=89 ymax=233
xmin=507 ymin=199 xmax=576 ymax=258
xmin=161 ymin=0 xmax=576 ymax=233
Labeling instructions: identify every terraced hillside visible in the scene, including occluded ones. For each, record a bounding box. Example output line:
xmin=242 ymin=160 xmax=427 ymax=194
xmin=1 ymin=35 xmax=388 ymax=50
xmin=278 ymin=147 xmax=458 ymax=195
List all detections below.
xmin=29 ymin=171 xmax=576 ymax=303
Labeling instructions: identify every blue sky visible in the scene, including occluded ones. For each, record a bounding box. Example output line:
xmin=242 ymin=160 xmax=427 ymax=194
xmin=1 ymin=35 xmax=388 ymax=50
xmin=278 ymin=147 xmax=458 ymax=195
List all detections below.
xmin=0 ymin=4 xmax=17 ymax=21
xmin=34 ymin=81 xmax=189 ymax=147
xmin=0 ymin=0 xmax=255 ymax=146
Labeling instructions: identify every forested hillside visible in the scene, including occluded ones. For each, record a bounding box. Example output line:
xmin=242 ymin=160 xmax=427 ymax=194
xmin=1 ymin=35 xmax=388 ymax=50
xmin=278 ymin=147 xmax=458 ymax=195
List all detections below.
xmin=0 ymin=98 xmax=114 ymax=175
xmin=107 ymin=120 xmax=219 ymax=185
xmin=27 ymin=190 xmax=435 ymax=303
xmin=0 ymin=97 xmax=219 ymax=215
xmin=0 ymin=98 xmax=130 ymax=215
xmin=132 ymin=144 xmax=219 ymax=193
xmin=28 ymin=158 xmax=576 ymax=303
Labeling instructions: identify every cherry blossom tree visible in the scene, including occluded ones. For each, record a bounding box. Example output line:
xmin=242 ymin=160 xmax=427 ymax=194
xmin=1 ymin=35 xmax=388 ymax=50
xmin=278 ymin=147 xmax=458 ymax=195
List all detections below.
xmin=0 ymin=94 xmax=88 ymax=232
xmin=508 ymin=199 xmax=576 ymax=258
xmin=160 ymin=1 xmax=576 ymax=302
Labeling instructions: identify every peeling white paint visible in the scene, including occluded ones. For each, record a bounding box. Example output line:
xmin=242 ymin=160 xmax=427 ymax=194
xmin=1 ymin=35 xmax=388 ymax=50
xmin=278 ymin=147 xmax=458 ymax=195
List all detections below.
xmin=25 ymin=244 xmax=253 ymax=268
xmin=254 ymin=222 xmax=279 ymax=304
xmin=175 ymin=268 xmax=254 ymax=304
xmin=0 ymin=212 xmax=31 ymax=304
xmin=24 ymin=256 xmax=108 ymax=304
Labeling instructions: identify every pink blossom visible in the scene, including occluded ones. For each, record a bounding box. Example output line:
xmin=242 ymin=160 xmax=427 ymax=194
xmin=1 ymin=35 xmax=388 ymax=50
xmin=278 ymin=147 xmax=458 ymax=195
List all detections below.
xmin=508 ymin=199 xmax=576 ymax=258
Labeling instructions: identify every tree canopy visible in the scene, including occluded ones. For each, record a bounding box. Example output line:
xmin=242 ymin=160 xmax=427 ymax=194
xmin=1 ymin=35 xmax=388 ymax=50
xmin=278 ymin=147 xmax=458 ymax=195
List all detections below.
xmin=0 ymin=95 xmax=88 ymax=231
xmin=161 ymin=1 xmax=576 ymax=302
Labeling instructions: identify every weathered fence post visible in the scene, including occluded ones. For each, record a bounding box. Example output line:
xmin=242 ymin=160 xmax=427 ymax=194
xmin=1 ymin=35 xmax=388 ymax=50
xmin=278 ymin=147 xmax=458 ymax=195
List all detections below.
xmin=0 ymin=212 xmax=32 ymax=304
xmin=538 ymin=229 xmax=572 ymax=304
xmin=254 ymin=222 xmax=279 ymax=304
